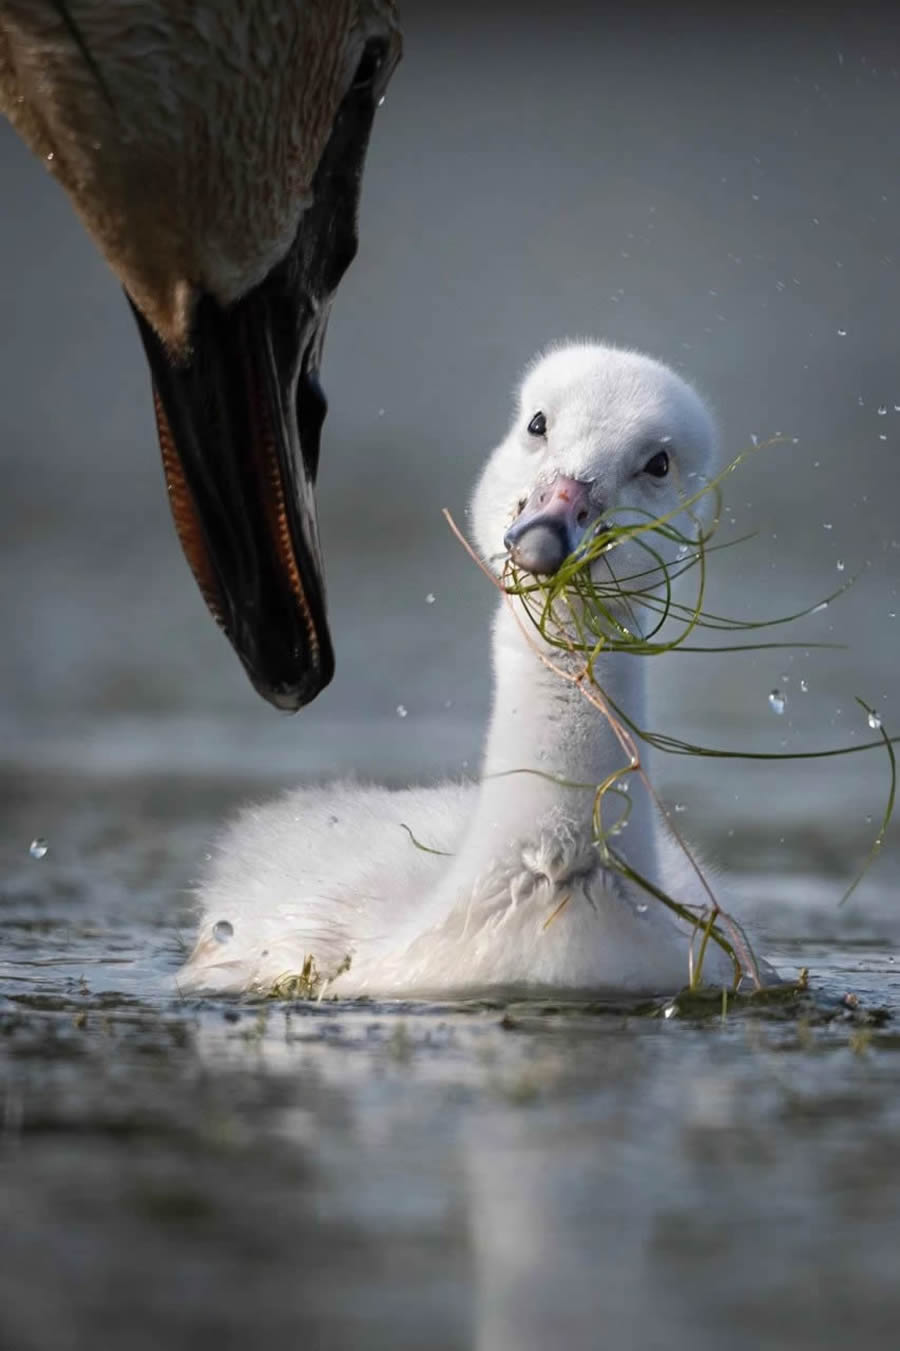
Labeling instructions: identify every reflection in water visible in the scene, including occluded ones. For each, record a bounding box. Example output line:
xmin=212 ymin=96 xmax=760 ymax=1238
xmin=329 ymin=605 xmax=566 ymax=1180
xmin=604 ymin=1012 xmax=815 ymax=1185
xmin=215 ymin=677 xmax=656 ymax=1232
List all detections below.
xmin=3 ymin=2 xmax=900 ymax=1345
xmin=1 ymin=773 xmax=899 ymax=1347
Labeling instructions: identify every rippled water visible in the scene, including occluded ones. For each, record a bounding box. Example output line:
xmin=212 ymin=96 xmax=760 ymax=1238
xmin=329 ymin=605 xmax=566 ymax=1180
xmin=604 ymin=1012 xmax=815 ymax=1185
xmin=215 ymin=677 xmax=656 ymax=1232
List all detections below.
xmin=2 ymin=771 xmax=899 ymax=1349
xmin=4 ymin=4 xmax=900 ymax=1345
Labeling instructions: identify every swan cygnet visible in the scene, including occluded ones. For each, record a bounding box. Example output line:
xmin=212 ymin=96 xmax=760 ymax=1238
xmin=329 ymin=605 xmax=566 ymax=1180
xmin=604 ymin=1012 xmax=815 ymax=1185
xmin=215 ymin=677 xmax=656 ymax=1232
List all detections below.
xmin=180 ymin=343 xmax=769 ymax=999
xmin=1 ymin=2 xmax=401 ymax=709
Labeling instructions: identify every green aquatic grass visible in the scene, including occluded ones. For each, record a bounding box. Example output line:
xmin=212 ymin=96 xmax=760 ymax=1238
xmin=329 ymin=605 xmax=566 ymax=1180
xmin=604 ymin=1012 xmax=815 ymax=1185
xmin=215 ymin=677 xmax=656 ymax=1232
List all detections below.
xmin=444 ymin=440 xmax=897 ymax=992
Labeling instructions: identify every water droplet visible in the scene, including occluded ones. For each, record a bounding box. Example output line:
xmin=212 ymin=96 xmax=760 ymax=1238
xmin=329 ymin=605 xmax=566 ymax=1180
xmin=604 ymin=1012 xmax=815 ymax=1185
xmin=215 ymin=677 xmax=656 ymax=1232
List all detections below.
xmin=768 ymin=689 xmax=786 ymax=715
xmin=836 ymin=559 xmax=845 ymax=571
xmin=780 ymin=673 xmax=790 ymax=685
xmin=636 ymin=903 xmax=648 ymax=914
xmin=425 ymin=592 xmax=436 ymax=605
xmin=878 ymin=405 xmax=888 ymax=415
xmin=823 ymin=522 xmax=833 ymax=530
xmin=674 ymin=803 xmax=687 ymax=814
xmin=812 ymin=601 xmax=829 ymax=613
xmin=377 ymin=95 xmax=386 ymax=107
xmin=46 ymin=151 xmax=54 ymax=162
xmin=213 ymin=920 xmax=233 ymax=944
xmin=800 ymin=679 xmax=809 ymax=693
xmin=837 ymin=328 xmax=847 ymax=337
xmin=868 ymin=710 xmax=883 ymax=730
xmin=29 ymin=838 xmax=48 ymax=860
xmin=663 ymin=1003 xmax=678 ymax=1020
xmin=396 ymin=704 xmax=408 ymax=718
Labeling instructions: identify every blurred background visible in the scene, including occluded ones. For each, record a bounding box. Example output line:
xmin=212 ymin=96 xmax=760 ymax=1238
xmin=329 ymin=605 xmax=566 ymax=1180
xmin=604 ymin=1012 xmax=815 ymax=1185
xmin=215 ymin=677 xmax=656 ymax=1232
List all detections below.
xmin=2 ymin=0 xmax=899 ymax=879
xmin=4 ymin=9 xmax=900 ymax=1348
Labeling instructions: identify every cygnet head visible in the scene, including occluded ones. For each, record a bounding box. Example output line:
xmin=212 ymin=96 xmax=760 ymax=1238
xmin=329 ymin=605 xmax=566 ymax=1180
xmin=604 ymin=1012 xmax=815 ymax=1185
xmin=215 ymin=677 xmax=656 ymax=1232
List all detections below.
xmin=471 ymin=343 xmax=717 ymax=589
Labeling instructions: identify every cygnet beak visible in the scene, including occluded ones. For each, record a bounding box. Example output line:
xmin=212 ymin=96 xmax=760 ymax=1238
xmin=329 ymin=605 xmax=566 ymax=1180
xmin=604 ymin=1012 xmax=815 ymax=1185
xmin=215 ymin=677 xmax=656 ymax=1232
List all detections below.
xmin=504 ymin=475 xmax=601 ymax=575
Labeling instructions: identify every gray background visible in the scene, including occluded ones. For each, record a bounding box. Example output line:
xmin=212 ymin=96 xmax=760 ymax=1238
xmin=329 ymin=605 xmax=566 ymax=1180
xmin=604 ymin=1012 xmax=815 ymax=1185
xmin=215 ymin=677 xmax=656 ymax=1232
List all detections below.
xmin=2 ymin=1 xmax=899 ymax=870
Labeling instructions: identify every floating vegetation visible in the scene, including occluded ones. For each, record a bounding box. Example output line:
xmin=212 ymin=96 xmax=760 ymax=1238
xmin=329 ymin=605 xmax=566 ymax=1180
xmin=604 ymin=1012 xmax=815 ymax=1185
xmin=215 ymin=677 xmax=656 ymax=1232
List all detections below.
xmin=265 ymin=954 xmax=323 ymax=1001
xmin=262 ymin=952 xmax=352 ymax=1002
xmin=444 ymin=439 xmax=897 ymax=993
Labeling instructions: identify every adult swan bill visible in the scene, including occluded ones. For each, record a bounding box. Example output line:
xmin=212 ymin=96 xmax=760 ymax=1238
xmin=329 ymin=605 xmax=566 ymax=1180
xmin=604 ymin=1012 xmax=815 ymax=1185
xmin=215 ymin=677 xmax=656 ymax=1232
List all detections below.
xmin=0 ymin=2 xmax=401 ymax=710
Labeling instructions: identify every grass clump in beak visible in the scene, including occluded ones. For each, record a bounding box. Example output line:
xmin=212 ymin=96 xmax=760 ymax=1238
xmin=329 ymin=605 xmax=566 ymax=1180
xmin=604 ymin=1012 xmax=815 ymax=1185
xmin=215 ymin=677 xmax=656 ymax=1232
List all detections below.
xmin=445 ymin=440 xmax=896 ymax=995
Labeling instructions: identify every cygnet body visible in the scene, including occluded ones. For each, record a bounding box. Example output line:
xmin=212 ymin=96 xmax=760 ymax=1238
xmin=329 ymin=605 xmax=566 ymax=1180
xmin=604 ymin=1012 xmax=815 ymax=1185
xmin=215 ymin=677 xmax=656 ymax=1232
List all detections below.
xmin=180 ymin=343 xmax=766 ymax=998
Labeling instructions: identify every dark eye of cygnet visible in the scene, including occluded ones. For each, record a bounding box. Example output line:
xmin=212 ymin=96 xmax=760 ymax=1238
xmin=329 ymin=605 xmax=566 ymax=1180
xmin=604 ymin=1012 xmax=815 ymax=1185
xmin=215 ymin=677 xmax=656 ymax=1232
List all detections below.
xmin=644 ymin=449 xmax=670 ymax=478
xmin=527 ymin=411 xmax=547 ymax=437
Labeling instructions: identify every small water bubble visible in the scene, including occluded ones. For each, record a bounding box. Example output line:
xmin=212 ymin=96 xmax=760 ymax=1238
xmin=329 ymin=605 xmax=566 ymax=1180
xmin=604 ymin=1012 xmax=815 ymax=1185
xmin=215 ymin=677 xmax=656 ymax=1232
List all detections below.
xmin=823 ymin=522 xmax=833 ymax=530
xmin=768 ymin=689 xmax=786 ymax=715
xmin=377 ymin=95 xmax=386 ymax=107
xmin=868 ymin=710 xmax=883 ymax=730
xmin=29 ymin=838 xmax=49 ymax=860
xmin=812 ymin=601 xmax=829 ymax=613
xmin=213 ymin=920 xmax=233 ymax=944
xmin=836 ymin=559 xmax=845 ymax=571
xmin=880 ymin=433 xmax=888 ymax=441
xmin=780 ymin=672 xmax=790 ymax=685
xmin=878 ymin=405 xmax=888 ymax=416
xmin=425 ymin=592 xmax=436 ymax=605
xmin=663 ymin=1002 xmax=678 ymax=1020
xmin=750 ymin=433 xmax=759 ymax=446
xmin=674 ymin=803 xmax=687 ymax=814
xmin=800 ymin=679 xmax=809 ymax=693
xmin=837 ymin=328 xmax=847 ymax=337
xmin=46 ymin=151 xmax=54 ymax=162
xmin=396 ymin=704 xmax=408 ymax=719
xmin=636 ymin=903 xmax=649 ymax=914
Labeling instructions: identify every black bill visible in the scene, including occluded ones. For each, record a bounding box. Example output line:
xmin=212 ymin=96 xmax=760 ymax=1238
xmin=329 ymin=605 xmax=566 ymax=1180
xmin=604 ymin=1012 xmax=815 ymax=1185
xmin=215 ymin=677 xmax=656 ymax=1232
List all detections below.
xmin=131 ymin=35 xmax=398 ymax=711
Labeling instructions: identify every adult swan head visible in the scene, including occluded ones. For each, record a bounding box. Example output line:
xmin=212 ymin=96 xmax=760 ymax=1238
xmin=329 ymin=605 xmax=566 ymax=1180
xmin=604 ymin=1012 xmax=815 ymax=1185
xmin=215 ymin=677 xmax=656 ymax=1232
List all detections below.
xmin=0 ymin=1 xmax=401 ymax=709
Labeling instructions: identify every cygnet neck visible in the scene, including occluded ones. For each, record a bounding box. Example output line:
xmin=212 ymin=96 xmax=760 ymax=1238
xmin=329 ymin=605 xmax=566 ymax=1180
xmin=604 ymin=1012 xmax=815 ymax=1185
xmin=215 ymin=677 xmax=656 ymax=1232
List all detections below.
xmin=470 ymin=598 xmax=660 ymax=885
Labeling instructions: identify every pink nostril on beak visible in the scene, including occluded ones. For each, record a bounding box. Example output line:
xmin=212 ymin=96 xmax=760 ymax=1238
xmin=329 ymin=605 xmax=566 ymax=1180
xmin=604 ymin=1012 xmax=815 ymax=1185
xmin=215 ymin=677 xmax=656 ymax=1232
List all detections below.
xmin=504 ymin=475 xmax=600 ymax=575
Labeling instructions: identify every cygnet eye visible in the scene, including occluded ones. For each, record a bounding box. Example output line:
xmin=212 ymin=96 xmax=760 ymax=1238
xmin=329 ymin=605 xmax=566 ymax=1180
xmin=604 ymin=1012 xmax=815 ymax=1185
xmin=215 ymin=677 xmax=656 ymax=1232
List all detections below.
xmin=643 ymin=449 xmax=670 ymax=479
xmin=527 ymin=411 xmax=547 ymax=437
